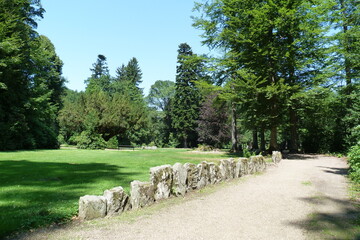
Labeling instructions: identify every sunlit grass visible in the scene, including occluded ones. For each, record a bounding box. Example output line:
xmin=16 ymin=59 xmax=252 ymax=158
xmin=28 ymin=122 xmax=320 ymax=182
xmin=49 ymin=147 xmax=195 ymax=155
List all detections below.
xmin=0 ymin=148 xmax=234 ymax=238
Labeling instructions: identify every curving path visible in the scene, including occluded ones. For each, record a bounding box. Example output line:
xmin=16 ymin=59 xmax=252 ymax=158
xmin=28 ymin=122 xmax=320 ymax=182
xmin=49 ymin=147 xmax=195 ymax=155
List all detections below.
xmin=19 ymin=155 xmax=354 ymax=240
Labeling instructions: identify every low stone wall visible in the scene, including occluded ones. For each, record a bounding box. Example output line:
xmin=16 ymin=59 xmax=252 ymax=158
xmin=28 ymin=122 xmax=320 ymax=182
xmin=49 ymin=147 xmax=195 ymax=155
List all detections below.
xmin=272 ymin=151 xmax=282 ymax=164
xmin=78 ymin=152 xmax=282 ymax=220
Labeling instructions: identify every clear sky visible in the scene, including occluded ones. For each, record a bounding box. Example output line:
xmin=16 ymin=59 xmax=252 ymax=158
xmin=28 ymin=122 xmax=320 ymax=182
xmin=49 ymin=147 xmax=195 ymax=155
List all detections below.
xmin=36 ymin=0 xmax=210 ymax=95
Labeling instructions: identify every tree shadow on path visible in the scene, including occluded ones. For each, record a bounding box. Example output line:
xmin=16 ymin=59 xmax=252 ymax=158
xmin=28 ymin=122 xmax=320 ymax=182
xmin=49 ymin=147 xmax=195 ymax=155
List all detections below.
xmin=285 ymin=154 xmax=320 ymax=161
xmin=318 ymin=166 xmax=349 ymax=176
xmin=288 ymin=195 xmax=360 ymax=239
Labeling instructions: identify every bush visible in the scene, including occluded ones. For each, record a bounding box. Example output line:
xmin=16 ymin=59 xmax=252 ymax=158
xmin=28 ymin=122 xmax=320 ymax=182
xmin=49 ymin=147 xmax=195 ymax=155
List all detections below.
xmin=106 ymin=136 xmax=118 ymax=149
xmin=167 ymin=133 xmax=180 ymax=148
xmin=75 ymin=131 xmax=106 ymax=150
xmin=348 ymin=144 xmax=360 ymax=183
xmin=57 ymin=134 xmax=66 ymax=145
xmin=196 ymin=144 xmax=214 ymax=151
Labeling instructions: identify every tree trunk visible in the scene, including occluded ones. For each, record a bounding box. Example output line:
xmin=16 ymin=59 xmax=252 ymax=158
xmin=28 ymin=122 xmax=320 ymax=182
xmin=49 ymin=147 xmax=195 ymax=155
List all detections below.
xmin=289 ymin=108 xmax=298 ymax=153
xmin=260 ymin=128 xmax=266 ymax=152
xmin=252 ymin=128 xmax=259 ymax=150
xmin=340 ymin=0 xmax=352 ymax=88
xmin=183 ymin=135 xmax=188 ymax=148
xmin=269 ymin=125 xmax=278 ymax=152
xmin=230 ymin=102 xmax=238 ymax=152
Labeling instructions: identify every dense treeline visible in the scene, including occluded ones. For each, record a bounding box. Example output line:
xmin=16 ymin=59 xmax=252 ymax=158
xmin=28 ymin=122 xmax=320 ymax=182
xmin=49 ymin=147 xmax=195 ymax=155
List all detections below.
xmin=191 ymin=0 xmax=359 ymax=153
xmin=0 ymin=0 xmax=65 ymax=150
xmin=0 ymin=0 xmax=359 ymax=153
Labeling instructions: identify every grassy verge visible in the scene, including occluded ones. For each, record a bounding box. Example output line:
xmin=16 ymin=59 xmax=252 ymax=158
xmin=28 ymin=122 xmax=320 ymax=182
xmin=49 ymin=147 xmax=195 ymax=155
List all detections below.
xmin=0 ymin=148 xmax=235 ymax=238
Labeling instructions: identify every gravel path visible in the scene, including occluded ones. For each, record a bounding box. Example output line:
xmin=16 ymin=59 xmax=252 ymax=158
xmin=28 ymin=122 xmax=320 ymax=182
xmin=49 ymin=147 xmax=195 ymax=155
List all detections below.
xmin=20 ymin=155 xmax=352 ymax=240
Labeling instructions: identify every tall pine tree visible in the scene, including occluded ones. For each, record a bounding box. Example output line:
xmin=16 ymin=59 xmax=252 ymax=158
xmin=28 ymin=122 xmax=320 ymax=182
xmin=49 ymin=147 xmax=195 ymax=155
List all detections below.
xmin=171 ymin=43 xmax=204 ymax=148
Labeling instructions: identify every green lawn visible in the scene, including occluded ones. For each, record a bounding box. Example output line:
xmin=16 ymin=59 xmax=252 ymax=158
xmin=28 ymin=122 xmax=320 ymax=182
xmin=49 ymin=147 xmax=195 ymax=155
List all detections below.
xmin=0 ymin=148 xmax=234 ymax=238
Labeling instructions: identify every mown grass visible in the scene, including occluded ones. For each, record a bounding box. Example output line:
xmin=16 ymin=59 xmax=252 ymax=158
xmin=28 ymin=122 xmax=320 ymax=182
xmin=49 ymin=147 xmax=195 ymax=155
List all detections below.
xmin=0 ymin=148 xmax=235 ymax=238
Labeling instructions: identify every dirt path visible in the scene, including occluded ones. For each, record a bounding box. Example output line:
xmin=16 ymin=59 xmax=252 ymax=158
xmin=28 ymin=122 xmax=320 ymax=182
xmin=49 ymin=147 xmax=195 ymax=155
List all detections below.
xmin=19 ymin=155 xmax=355 ymax=240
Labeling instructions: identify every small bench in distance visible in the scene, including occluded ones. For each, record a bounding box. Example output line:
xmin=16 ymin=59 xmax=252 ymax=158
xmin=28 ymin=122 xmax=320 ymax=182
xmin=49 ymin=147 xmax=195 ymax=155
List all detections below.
xmin=118 ymin=145 xmax=135 ymax=151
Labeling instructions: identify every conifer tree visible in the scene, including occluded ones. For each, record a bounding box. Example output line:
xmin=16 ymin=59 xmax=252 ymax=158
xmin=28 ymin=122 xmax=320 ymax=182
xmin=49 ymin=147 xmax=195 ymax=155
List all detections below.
xmin=0 ymin=0 xmax=66 ymax=149
xmin=171 ymin=43 xmax=204 ymax=148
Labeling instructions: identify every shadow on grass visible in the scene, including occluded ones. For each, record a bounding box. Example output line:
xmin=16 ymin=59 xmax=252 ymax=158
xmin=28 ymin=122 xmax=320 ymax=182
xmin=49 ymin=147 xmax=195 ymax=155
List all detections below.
xmin=288 ymin=195 xmax=360 ymax=239
xmin=223 ymin=152 xmax=244 ymax=158
xmin=0 ymin=160 xmax=138 ymax=238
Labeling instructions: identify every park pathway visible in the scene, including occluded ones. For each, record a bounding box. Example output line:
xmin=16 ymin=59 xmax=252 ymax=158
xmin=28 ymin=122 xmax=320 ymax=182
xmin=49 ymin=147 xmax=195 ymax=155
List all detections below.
xmin=21 ymin=155 xmax=353 ymax=240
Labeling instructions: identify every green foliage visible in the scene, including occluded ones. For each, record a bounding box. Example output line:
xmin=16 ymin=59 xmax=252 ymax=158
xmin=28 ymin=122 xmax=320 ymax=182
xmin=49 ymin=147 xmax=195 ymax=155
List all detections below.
xmin=89 ymin=54 xmax=109 ymax=79
xmin=75 ymin=131 xmax=107 ymax=150
xmin=242 ymin=148 xmax=255 ymax=158
xmin=106 ymin=136 xmax=119 ymax=149
xmin=146 ymin=80 xmax=175 ymax=111
xmin=167 ymin=132 xmax=180 ymax=148
xmin=296 ymin=87 xmax=339 ymax=153
xmin=196 ymin=144 xmax=215 ymax=152
xmin=171 ymin=43 xmax=205 ymax=148
xmin=0 ymin=1 xmax=64 ymax=150
xmin=193 ymin=0 xmax=330 ymax=152
xmin=329 ymin=0 xmax=360 ymax=85
xmin=348 ymin=144 xmax=360 ymax=183
xmin=59 ymin=56 xmax=149 ymax=149
xmin=144 ymin=80 xmax=177 ymax=147
xmin=343 ymin=84 xmax=360 ymax=147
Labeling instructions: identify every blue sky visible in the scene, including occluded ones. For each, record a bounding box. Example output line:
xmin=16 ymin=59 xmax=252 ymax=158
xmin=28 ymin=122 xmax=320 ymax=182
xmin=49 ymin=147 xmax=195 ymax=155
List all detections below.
xmin=36 ymin=1 xmax=210 ymax=95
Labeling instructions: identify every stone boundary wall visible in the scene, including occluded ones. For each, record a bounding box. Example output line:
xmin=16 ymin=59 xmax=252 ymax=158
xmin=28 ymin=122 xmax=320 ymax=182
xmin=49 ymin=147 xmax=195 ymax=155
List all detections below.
xmin=78 ymin=152 xmax=282 ymax=220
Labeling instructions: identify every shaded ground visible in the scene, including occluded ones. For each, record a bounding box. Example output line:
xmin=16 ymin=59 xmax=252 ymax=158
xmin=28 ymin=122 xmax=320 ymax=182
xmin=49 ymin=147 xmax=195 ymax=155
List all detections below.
xmin=15 ymin=155 xmax=360 ymax=240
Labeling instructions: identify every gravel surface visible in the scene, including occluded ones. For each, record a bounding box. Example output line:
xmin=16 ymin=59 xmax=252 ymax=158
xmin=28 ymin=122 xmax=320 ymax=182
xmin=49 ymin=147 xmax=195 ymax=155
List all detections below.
xmin=18 ymin=154 xmax=352 ymax=240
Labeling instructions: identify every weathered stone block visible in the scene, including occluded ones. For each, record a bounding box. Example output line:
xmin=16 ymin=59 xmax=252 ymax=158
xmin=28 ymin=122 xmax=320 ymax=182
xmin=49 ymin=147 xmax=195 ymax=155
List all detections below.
xmin=184 ymin=163 xmax=199 ymax=191
xmin=130 ymin=181 xmax=155 ymax=210
xmin=240 ymin=158 xmax=249 ymax=175
xmin=197 ymin=161 xmax=210 ymax=189
xmin=150 ymin=165 xmax=173 ymax=201
xmin=250 ymin=156 xmax=258 ymax=173
xmin=236 ymin=158 xmax=248 ymax=177
xmin=79 ymin=195 xmax=107 ymax=220
xmin=272 ymin=151 xmax=282 ymax=164
xmin=220 ymin=159 xmax=232 ymax=180
xmin=249 ymin=155 xmax=267 ymax=173
xmin=229 ymin=158 xmax=237 ymax=178
xmin=257 ymin=155 xmax=267 ymax=172
xmin=103 ymin=186 xmax=130 ymax=216
xmin=172 ymin=163 xmax=187 ymax=196
xmin=208 ymin=162 xmax=222 ymax=184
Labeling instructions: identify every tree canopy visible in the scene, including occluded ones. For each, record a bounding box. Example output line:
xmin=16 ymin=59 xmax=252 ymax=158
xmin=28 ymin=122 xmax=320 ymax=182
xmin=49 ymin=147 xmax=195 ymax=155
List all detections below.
xmin=0 ymin=0 xmax=358 ymax=154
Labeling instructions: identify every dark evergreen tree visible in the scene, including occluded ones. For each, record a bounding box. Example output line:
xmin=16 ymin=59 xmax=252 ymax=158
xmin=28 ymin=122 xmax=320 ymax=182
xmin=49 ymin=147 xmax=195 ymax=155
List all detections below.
xmin=0 ymin=0 xmax=66 ymax=150
xmin=85 ymin=55 xmax=111 ymax=93
xmin=171 ymin=43 xmax=203 ymax=148
xmin=113 ymin=57 xmax=144 ymax=103
xmin=90 ymin=54 xmax=109 ymax=79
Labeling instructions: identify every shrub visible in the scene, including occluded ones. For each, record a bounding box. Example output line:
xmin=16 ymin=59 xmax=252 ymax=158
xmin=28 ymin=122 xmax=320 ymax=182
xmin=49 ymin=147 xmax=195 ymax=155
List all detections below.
xmin=348 ymin=144 xmax=360 ymax=183
xmin=196 ymin=144 xmax=214 ymax=151
xmin=167 ymin=133 xmax=180 ymax=148
xmin=106 ymin=136 xmax=118 ymax=149
xmin=75 ymin=131 xmax=106 ymax=150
